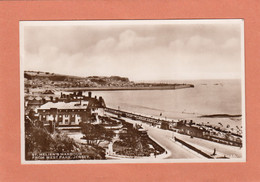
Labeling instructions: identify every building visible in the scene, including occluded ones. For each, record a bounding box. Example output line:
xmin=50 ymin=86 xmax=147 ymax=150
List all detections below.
xmin=25 ymin=96 xmax=44 ymax=114
xmin=26 ymin=91 xmax=106 ymax=127
xmin=37 ymin=100 xmax=92 ymax=126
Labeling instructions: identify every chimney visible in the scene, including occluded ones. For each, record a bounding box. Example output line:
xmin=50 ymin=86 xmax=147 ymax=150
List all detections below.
xmin=79 ymin=91 xmax=82 ymax=96
xmin=99 ymin=96 xmax=102 ymax=102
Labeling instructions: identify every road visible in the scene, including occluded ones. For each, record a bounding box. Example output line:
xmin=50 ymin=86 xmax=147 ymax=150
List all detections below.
xmin=106 ymin=112 xmax=243 ymax=159
xmin=121 ymin=116 xmax=202 ymax=159
xmin=174 ymin=132 xmax=243 ymax=158
xmin=141 ymin=123 xmax=202 ymax=159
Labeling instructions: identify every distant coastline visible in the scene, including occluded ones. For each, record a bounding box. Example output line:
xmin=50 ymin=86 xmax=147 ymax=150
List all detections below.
xmin=24 ymin=70 xmax=194 ymax=92
xmin=61 ymin=85 xmax=194 ymax=92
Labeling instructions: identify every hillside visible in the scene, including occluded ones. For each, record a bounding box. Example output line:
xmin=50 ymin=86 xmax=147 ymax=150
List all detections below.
xmin=24 ymin=71 xmax=133 ymax=88
xmin=24 ymin=71 xmax=194 ymax=90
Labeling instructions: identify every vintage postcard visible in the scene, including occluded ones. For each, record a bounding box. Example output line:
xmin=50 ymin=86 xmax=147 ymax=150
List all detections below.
xmin=20 ymin=19 xmax=245 ymax=164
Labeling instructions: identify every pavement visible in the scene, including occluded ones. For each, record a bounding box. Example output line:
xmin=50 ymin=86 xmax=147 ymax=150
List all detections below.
xmin=105 ymin=112 xmax=242 ymax=160
xmin=173 ymin=132 xmax=242 ymax=158
xmin=120 ymin=117 xmax=202 ymax=159
xmin=68 ymin=112 xmax=242 ymax=160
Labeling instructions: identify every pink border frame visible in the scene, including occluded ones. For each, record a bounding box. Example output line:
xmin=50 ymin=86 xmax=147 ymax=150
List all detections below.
xmin=0 ymin=1 xmax=260 ymax=181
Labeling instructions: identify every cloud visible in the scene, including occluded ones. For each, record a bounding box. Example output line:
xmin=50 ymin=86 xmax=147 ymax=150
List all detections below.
xmin=169 ymin=39 xmax=184 ymax=49
xmin=169 ymin=35 xmax=216 ymax=54
xmin=222 ymin=38 xmax=240 ymax=50
xmin=23 ymin=22 xmax=242 ymax=80
xmin=169 ymin=35 xmax=241 ymax=57
xmin=116 ymin=30 xmax=155 ymax=51
xmin=187 ymin=36 xmax=215 ymax=51
xmin=90 ymin=29 xmax=156 ymax=55
xmin=94 ymin=37 xmax=116 ymax=52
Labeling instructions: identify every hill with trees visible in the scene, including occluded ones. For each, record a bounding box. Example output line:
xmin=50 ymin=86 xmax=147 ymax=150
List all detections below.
xmin=24 ymin=70 xmax=194 ymax=90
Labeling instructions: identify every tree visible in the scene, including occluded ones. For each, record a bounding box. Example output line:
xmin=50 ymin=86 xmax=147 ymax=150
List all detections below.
xmin=80 ymin=123 xmax=115 ymax=146
xmin=25 ymin=126 xmax=55 ymax=159
xmin=94 ymin=125 xmax=115 ymax=145
xmin=25 ymin=124 xmax=84 ymax=160
xmin=28 ymin=109 xmax=37 ymax=121
xmin=119 ymin=125 xmax=140 ymax=148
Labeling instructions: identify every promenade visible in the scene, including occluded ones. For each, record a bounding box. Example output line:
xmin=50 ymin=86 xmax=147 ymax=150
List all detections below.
xmin=105 ymin=110 xmax=242 ymax=160
xmin=105 ymin=112 xmax=202 ymax=159
xmin=125 ymin=118 xmax=202 ymax=159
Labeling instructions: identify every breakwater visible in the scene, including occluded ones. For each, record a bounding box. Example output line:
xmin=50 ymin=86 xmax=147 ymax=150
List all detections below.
xmin=62 ymin=85 xmax=194 ymax=92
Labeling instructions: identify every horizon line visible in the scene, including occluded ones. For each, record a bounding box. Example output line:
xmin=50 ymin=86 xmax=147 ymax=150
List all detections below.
xmin=24 ymin=70 xmax=241 ymax=82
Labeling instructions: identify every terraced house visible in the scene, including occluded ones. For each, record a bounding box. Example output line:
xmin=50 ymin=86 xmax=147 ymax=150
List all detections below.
xmin=37 ymin=96 xmax=105 ymax=126
xmin=37 ymin=101 xmax=91 ymax=126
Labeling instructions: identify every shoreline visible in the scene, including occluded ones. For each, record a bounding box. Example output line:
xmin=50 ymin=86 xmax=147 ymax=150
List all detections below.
xmin=60 ymin=85 xmax=194 ymax=92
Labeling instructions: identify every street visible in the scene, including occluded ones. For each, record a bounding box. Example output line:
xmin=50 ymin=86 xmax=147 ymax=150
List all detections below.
xmin=122 ymin=117 xmax=202 ymax=159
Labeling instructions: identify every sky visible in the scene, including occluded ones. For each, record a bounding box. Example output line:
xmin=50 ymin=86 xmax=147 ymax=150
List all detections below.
xmin=22 ymin=20 xmax=243 ymax=81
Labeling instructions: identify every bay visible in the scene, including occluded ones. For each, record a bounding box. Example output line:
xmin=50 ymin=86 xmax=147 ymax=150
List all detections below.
xmin=87 ymin=79 xmax=242 ymax=121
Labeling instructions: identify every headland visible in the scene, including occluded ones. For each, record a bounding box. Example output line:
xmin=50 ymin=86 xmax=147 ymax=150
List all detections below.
xmin=24 ymin=71 xmax=194 ymax=92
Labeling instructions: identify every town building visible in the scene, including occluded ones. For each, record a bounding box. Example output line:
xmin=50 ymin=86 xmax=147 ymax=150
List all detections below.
xmin=36 ymin=92 xmax=106 ymax=126
xmin=25 ymin=96 xmax=44 ymax=113
xmin=37 ymin=101 xmax=91 ymax=126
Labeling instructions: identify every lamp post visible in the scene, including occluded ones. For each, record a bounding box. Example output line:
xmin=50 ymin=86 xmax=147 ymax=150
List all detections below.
xmin=118 ymin=106 xmax=120 ymax=118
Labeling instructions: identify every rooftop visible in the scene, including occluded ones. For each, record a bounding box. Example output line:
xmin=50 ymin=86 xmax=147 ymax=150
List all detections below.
xmin=38 ymin=101 xmax=89 ymax=110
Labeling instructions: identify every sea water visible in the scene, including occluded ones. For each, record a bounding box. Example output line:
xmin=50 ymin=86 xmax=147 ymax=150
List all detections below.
xmin=88 ymin=79 xmax=242 ymax=118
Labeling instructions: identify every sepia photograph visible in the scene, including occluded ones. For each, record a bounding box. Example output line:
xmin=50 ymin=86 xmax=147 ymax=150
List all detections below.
xmin=20 ymin=19 xmax=245 ymax=164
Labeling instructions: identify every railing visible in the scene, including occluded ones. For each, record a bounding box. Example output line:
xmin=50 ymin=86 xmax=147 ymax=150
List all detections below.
xmin=105 ymin=107 xmax=242 ymax=148
xmin=174 ymin=137 xmax=214 ymax=159
xmin=105 ymin=107 xmax=162 ymax=124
